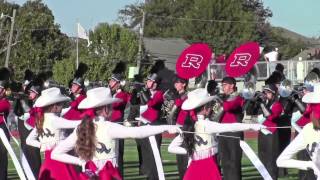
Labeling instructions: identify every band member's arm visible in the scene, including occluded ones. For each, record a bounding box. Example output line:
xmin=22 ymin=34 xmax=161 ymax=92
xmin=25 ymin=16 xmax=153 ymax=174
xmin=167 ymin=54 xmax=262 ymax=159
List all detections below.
xmin=0 ymin=100 xmax=10 ymax=112
xmin=112 ymin=93 xmax=126 ymax=109
xmin=52 ymin=117 xmax=82 ymax=129
xmin=147 ymin=91 xmax=164 ymax=107
xmin=106 ymin=122 xmax=179 ymax=139
xmin=26 ymin=128 xmax=41 ymax=148
xmin=263 ymin=102 xmax=283 ymax=130
xmin=51 ymin=131 xmax=83 ymax=166
xmin=204 ymin=121 xmax=264 ymax=134
xmin=168 ymin=135 xmax=187 ymax=155
xmin=276 ymin=132 xmax=313 ymax=170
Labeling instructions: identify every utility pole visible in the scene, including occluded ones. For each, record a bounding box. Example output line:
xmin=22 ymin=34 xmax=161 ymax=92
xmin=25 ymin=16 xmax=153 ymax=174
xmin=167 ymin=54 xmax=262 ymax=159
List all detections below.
xmin=137 ymin=0 xmax=146 ymax=73
xmin=5 ymin=9 xmax=16 ymax=68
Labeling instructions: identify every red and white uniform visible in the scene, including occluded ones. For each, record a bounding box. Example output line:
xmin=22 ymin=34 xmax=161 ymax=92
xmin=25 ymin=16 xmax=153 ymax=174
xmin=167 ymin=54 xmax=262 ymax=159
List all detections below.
xmin=26 ymin=113 xmax=81 ymax=180
xmin=220 ymin=95 xmax=244 ymax=124
xmin=51 ymin=116 xmax=176 ymax=179
xmin=63 ymin=93 xmax=86 ymax=120
xmin=168 ymin=115 xmax=261 ymax=180
xmin=111 ymin=90 xmax=130 ymax=122
xmin=262 ymin=101 xmax=283 ymax=134
xmin=175 ymin=93 xmax=189 ymax=126
xmin=0 ymin=98 xmax=10 ymax=124
xmin=25 ymin=107 xmax=42 ymax=129
xmin=141 ymin=90 xmax=164 ymax=123
xmin=296 ymin=104 xmax=312 ymax=127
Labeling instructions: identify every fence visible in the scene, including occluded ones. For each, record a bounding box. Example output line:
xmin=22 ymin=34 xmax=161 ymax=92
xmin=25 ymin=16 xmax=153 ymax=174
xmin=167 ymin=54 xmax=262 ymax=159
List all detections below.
xmin=210 ymin=60 xmax=320 ymax=84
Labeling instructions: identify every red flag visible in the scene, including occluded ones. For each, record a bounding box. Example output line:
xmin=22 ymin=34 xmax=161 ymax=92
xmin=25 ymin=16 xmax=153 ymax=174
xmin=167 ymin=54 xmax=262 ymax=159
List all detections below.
xmin=176 ymin=43 xmax=212 ymax=79
xmin=225 ymin=42 xmax=260 ymax=77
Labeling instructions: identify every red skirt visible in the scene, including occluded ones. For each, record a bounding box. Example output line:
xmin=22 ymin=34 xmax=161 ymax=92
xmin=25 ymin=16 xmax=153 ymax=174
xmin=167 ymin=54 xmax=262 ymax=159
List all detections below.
xmin=183 ymin=156 xmax=222 ymax=180
xmin=39 ymin=150 xmax=79 ymax=180
xmin=79 ymin=161 xmax=122 ymax=180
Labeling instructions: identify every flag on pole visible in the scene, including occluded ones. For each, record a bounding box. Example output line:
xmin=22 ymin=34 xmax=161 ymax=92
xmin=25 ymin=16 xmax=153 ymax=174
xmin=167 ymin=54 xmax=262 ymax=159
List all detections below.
xmin=77 ymin=23 xmax=91 ymax=47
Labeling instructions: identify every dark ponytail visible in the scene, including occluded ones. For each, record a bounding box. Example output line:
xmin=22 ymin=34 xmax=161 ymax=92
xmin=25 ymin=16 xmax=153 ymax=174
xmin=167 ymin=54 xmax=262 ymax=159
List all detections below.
xmin=182 ymin=103 xmax=211 ymax=155
xmin=182 ymin=113 xmax=196 ymax=155
xmin=75 ymin=116 xmax=96 ymax=161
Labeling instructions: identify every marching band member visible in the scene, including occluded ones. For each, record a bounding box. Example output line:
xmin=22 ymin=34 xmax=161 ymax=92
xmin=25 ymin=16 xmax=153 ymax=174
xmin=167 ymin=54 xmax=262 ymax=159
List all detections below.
xmin=16 ymin=80 xmax=43 ymax=178
xmin=63 ymin=63 xmax=88 ymax=120
xmin=278 ymin=79 xmax=295 ymax=177
xmin=51 ymin=87 xmax=180 ymax=180
xmin=293 ymin=72 xmax=319 ymax=180
xmin=108 ymin=62 xmax=130 ymax=177
xmin=168 ymin=88 xmax=264 ymax=180
xmin=277 ymin=83 xmax=320 ymax=179
xmin=167 ymin=75 xmax=189 ymax=179
xmin=217 ymin=76 xmax=245 ymax=180
xmin=257 ymin=83 xmax=283 ymax=179
xmin=0 ymin=73 xmax=11 ymax=180
xmin=136 ymin=64 xmax=165 ymax=179
xmin=26 ymin=87 xmax=81 ymax=180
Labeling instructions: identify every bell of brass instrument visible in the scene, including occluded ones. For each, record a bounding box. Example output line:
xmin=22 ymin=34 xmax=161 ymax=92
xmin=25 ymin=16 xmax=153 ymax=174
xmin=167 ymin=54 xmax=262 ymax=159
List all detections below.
xmin=44 ymin=80 xmax=70 ymax=96
xmin=242 ymin=81 xmax=256 ymax=100
xmin=84 ymin=79 xmax=105 ymax=90
xmin=279 ymin=79 xmax=294 ymax=98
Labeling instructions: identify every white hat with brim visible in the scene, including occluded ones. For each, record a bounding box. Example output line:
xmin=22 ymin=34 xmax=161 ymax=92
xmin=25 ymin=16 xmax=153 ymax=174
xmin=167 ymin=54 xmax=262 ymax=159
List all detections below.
xmin=34 ymin=87 xmax=70 ymax=108
xmin=182 ymin=88 xmax=216 ymax=110
xmin=302 ymin=83 xmax=320 ymax=104
xmin=78 ymin=87 xmax=122 ymax=109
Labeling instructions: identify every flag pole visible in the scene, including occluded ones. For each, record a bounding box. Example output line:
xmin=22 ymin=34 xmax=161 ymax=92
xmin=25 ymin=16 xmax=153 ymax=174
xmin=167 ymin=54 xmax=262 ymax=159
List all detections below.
xmin=76 ymin=22 xmax=79 ymax=69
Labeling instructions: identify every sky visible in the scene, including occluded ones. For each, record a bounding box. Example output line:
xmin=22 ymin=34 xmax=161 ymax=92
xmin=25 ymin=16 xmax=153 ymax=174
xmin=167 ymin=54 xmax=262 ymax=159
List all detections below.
xmin=5 ymin=0 xmax=320 ymax=38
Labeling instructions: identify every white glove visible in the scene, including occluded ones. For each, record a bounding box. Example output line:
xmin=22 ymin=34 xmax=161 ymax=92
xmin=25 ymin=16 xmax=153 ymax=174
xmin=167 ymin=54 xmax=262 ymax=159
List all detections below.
xmin=167 ymin=126 xmax=182 ymax=134
xmin=249 ymin=124 xmax=266 ymax=131
xmin=79 ymin=159 xmax=87 ymax=172
xmin=123 ymin=119 xmax=132 ymax=127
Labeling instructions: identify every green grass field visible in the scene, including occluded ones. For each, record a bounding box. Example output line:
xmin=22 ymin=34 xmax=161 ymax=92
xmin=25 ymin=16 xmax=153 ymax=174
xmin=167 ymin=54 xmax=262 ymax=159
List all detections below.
xmin=7 ymin=138 xmax=299 ymax=180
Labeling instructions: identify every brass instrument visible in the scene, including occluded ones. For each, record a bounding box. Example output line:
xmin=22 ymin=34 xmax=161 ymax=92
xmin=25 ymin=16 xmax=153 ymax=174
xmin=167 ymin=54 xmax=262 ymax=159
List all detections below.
xmin=5 ymin=88 xmax=29 ymax=100
xmin=84 ymin=79 xmax=105 ymax=90
xmin=44 ymin=80 xmax=70 ymax=96
xmin=242 ymin=81 xmax=256 ymax=100
xmin=279 ymin=79 xmax=293 ymax=97
xmin=161 ymin=89 xmax=177 ymax=125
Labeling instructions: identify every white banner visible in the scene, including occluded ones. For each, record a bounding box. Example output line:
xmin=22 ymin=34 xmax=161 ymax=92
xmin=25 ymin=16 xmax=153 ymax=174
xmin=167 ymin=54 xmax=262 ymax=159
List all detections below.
xmin=240 ymin=140 xmax=272 ymax=180
xmin=0 ymin=129 xmax=26 ymax=180
xmin=149 ymin=134 xmax=165 ymax=180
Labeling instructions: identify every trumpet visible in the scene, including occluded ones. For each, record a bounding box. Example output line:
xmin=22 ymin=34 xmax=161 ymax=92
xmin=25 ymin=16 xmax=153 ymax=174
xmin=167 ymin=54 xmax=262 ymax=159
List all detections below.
xmin=84 ymin=79 xmax=105 ymax=90
xmin=5 ymin=88 xmax=29 ymax=99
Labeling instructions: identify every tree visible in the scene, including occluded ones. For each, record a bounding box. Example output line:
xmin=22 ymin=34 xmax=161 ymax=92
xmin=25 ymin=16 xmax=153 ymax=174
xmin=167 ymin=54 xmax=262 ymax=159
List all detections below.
xmin=118 ymin=0 xmax=272 ymax=55
xmin=53 ymin=23 xmax=139 ymax=86
xmin=0 ymin=0 xmax=71 ymax=80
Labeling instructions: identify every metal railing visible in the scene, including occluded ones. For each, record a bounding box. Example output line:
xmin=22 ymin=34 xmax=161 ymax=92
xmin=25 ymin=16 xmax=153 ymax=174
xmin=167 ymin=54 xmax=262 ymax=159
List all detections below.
xmin=210 ymin=60 xmax=320 ymax=84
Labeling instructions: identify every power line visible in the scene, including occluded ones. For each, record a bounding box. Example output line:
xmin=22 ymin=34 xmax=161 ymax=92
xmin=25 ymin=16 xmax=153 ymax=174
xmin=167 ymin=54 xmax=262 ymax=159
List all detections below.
xmin=0 ymin=27 xmax=58 ymax=31
xmin=146 ymin=14 xmax=263 ymax=24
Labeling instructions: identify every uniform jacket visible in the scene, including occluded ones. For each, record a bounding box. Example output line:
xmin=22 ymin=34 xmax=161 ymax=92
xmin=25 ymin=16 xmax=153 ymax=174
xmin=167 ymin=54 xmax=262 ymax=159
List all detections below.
xmin=0 ymin=98 xmax=10 ymax=124
xmin=220 ymin=94 xmax=244 ymax=124
xmin=141 ymin=90 xmax=164 ymax=123
xmin=63 ymin=93 xmax=86 ymax=120
xmin=263 ymin=101 xmax=283 ymax=133
xmin=111 ymin=90 xmax=130 ymax=122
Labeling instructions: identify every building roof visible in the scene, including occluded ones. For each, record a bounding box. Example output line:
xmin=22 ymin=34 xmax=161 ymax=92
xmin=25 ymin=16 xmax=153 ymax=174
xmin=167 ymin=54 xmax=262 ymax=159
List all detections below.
xmin=143 ymin=37 xmax=189 ymax=71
